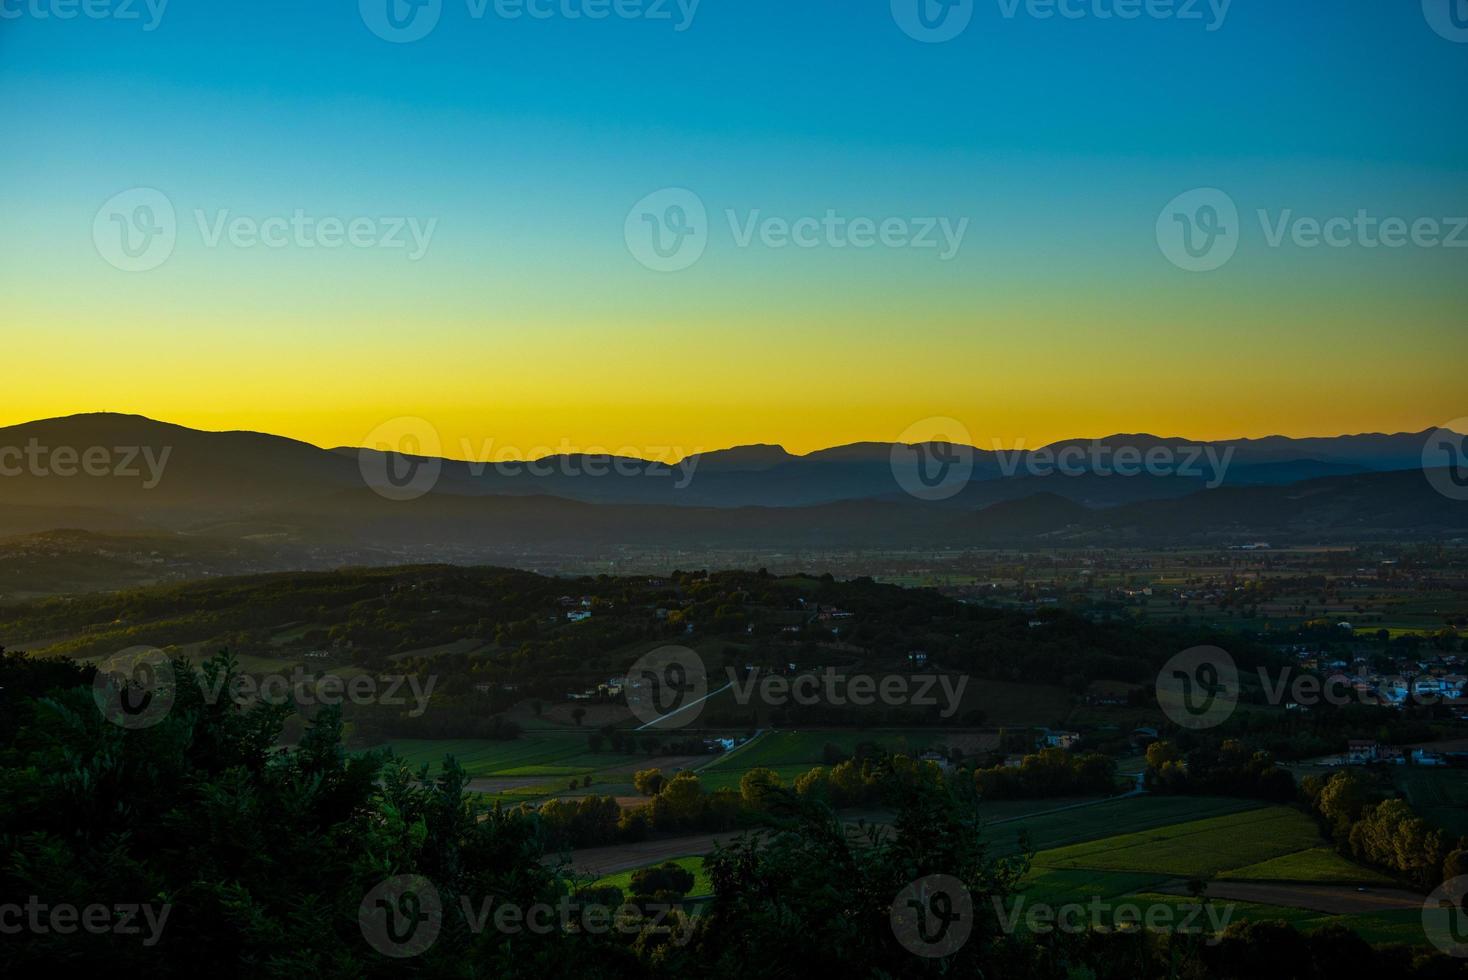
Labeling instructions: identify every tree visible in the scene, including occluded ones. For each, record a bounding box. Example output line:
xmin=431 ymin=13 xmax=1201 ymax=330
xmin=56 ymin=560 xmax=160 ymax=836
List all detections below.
xmin=629 ymin=861 xmax=696 ymax=901
xmin=739 ymin=767 xmax=783 ymax=811
xmin=693 ymin=763 xmax=1029 ymax=976
xmin=1444 ymin=848 xmax=1468 ymax=881
xmin=633 ymin=768 xmax=665 ymax=796
xmin=651 ymin=772 xmax=705 ymax=830
xmin=0 ymin=651 xmax=642 ymax=976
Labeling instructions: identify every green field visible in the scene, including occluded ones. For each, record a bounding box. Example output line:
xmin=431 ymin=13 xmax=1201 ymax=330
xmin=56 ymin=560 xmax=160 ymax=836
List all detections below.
xmin=1393 ymin=768 xmax=1468 ymax=839
xmin=588 ymin=856 xmax=713 ymax=899
xmin=982 ymin=795 xmax=1267 ymax=858
xmin=1218 ymin=847 xmax=1396 ymax=886
xmin=371 ymin=734 xmax=705 ymax=804
xmin=380 ymin=735 xmax=645 ymax=779
xmin=1032 ymin=806 xmax=1320 ymax=877
xmin=1012 ymin=803 xmax=1423 ymax=945
xmin=569 ymin=791 xmax=1425 ymax=946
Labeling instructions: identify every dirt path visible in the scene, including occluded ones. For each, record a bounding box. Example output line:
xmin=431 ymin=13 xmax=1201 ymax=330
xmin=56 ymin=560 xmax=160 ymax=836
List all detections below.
xmin=1158 ymin=880 xmax=1424 ymax=914
xmin=987 ymin=773 xmax=1147 ymax=826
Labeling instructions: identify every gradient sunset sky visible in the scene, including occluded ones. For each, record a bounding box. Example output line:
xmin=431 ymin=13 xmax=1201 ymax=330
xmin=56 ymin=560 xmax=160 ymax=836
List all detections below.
xmin=2 ymin=0 xmax=1465 ymax=460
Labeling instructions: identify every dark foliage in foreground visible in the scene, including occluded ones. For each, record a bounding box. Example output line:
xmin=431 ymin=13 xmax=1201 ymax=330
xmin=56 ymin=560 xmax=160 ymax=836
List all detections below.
xmin=1 ymin=651 xmax=1466 ymax=978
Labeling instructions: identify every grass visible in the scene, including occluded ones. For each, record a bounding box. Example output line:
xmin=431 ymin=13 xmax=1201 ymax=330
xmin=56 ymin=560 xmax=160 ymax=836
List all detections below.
xmin=1031 ymin=806 xmax=1320 ymax=877
xmin=979 ymin=796 xmax=1110 ymax=824
xmin=695 ymin=730 xmax=957 ymax=791
xmin=982 ymin=795 xmax=1267 ymax=858
xmin=586 ymin=856 xmax=713 ymax=899
xmin=1393 ymin=768 xmax=1468 ymax=839
xmin=1017 ymin=807 xmax=1422 ymax=945
xmin=375 ymin=735 xmax=646 ymax=780
xmin=695 ymin=764 xmax=815 ymax=793
xmin=1218 ymin=847 xmax=1396 ymax=886
xmin=1019 ymin=868 xmax=1168 ymax=905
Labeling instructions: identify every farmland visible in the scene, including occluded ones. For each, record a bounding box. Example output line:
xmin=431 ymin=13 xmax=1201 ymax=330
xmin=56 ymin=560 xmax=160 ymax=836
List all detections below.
xmin=1217 ymin=847 xmax=1396 ymax=886
xmin=557 ymin=790 xmax=1435 ymax=947
xmin=1008 ymin=801 xmax=1429 ymax=945
xmin=1031 ymin=805 xmax=1321 ymax=877
xmin=1392 ymin=767 xmax=1468 ymax=839
xmin=588 ymin=856 xmax=714 ymax=899
xmin=376 ymin=733 xmax=711 ymax=803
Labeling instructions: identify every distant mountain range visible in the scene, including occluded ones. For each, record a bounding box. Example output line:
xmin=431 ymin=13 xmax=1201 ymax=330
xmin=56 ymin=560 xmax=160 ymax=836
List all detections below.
xmin=0 ymin=413 xmax=1463 ymax=559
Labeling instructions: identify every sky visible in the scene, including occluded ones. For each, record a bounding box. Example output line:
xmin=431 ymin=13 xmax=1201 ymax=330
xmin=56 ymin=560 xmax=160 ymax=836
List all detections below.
xmin=1 ymin=0 xmax=1465 ymax=460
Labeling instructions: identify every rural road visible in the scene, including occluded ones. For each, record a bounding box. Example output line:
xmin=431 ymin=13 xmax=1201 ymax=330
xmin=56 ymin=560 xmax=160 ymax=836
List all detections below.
xmin=1158 ymin=879 xmax=1425 ymax=914
xmin=987 ymin=771 xmax=1147 ymax=826
xmin=634 ymin=679 xmax=735 ymax=731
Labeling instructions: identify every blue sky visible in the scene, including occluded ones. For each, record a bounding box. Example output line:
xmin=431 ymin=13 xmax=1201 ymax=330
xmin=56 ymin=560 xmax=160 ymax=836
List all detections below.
xmin=1 ymin=0 xmax=1465 ymax=451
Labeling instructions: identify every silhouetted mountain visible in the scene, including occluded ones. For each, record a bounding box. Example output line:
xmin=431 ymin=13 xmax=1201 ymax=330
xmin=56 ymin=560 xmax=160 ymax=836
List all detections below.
xmin=0 ymin=415 xmax=1461 ymax=558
